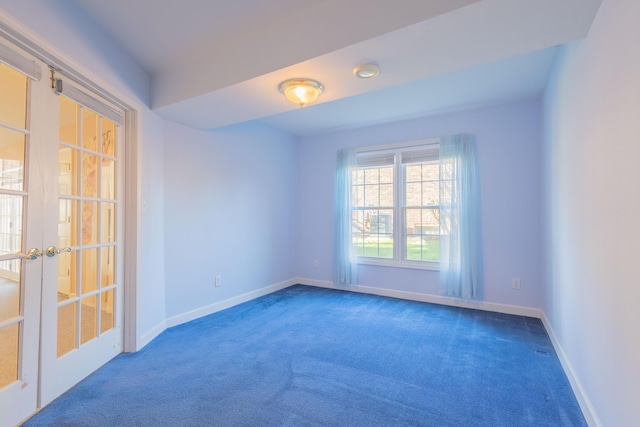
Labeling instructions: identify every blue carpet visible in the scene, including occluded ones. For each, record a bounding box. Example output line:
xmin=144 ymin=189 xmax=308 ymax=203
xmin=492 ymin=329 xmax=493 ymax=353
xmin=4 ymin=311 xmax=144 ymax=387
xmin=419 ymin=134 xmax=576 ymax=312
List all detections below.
xmin=24 ymin=285 xmax=586 ymax=426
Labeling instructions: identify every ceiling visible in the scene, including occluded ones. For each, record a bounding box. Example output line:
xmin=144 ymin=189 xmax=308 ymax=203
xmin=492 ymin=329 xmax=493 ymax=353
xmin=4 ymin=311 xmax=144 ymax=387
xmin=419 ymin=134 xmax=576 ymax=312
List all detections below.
xmin=70 ymin=0 xmax=602 ymax=137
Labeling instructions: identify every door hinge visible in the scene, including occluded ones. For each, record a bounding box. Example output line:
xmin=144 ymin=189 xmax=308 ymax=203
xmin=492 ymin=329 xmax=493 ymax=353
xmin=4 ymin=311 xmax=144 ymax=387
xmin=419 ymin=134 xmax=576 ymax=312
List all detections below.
xmin=49 ymin=67 xmax=56 ymax=89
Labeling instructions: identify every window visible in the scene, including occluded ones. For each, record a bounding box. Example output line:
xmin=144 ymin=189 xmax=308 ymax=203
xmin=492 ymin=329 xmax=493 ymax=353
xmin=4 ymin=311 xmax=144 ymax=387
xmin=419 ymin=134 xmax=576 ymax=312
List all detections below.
xmin=335 ymin=134 xmax=481 ymax=294
xmin=351 ymin=142 xmax=440 ymax=269
xmin=351 ymin=152 xmax=395 ymax=259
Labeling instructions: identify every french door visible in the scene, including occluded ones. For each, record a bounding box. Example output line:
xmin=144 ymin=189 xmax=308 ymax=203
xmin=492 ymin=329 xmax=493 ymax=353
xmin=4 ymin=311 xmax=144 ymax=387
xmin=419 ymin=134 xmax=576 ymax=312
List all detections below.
xmin=0 ymin=40 xmax=124 ymax=426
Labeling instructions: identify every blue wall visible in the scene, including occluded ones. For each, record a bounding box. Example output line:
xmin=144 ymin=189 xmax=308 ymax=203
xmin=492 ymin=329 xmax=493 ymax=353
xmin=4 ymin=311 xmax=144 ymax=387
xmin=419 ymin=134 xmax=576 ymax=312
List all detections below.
xmin=295 ymin=99 xmax=544 ymax=308
xmin=163 ymin=121 xmax=297 ymax=320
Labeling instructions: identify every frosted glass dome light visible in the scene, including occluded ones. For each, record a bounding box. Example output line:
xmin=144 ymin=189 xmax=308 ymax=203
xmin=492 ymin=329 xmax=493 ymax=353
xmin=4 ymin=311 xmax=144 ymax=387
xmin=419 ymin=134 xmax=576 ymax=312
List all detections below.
xmin=278 ymin=79 xmax=324 ymax=107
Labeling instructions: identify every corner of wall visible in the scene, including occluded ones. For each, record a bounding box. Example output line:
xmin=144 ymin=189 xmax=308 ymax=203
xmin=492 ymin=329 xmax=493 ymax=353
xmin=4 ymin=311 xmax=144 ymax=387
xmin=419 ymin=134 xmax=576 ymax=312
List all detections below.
xmin=540 ymin=312 xmax=602 ymax=427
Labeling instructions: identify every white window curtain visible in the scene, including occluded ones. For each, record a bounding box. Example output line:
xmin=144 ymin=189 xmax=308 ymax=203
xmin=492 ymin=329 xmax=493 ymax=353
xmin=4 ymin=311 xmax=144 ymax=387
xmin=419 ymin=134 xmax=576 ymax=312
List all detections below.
xmin=333 ymin=149 xmax=358 ymax=285
xmin=439 ymin=134 xmax=483 ymax=298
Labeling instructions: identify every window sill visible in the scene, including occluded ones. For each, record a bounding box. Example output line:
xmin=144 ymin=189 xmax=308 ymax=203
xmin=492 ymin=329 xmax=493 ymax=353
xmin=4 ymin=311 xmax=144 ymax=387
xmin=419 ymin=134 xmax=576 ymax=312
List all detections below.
xmin=357 ymin=258 xmax=439 ymax=271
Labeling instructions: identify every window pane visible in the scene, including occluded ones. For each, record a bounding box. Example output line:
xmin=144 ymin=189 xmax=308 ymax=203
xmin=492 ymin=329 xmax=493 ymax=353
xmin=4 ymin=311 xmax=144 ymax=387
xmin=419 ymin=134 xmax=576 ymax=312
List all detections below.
xmin=59 ymin=146 xmax=78 ymax=196
xmin=352 ymin=163 xmax=396 ymax=259
xmin=0 ymin=323 xmax=19 ymax=387
xmin=406 ymin=208 xmax=439 ymax=235
xmin=100 ymin=159 xmax=115 ymax=200
xmin=405 ymin=207 xmax=439 ymax=261
xmin=423 ymin=181 xmax=439 ymax=206
xmin=352 ymin=184 xmax=364 ymax=207
xmin=379 ymin=183 xmax=393 ymax=206
xmin=406 ymin=235 xmax=439 ymax=261
xmin=364 ymin=184 xmax=380 ymax=206
xmin=57 ymin=250 xmax=77 ymax=300
xmin=405 ymin=164 xmax=421 ymax=182
xmin=82 ymin=109 xmax=98 ymax=152
xmin=421 ymin=236 xmax=439 ymax=261
xmin=81 ymin=248 xmax=98 ymax=294
xmin=352 ymin=210 xmax=365 ymax=256
xmin=405 ymin=208 xmax=421 ymax=236
xmin=101 ymin=246 xmax=115 ymax=288
xmin=82 ymin=201 xmax=98 ymax=245
xmin=354 ymin=169 xmax=364 ymax=185
xmin=100 ymin=289 xmax=114 ymax=334
xmin=80 ymin=296 xmax=97 ymax=345
xmin=57 ymin=302 xmax=77 ymax=357
xmin=101 ymin=203 xmax=115 ymax=243
xmin=82 ymin=153 xmax=98 ymax=198
xmin=406 ymin=235 xmax=422 ymax=261
xmin=0 ymin=128 xmax=25 ymax=191
xmin=370 ymin=210 xmax=393 ymax=234
xmin=99 ymin=107 xmax=117 ymax=203
xmin=0 ymin=195 xmax=23 ymax=255
xmin=422 ymin=162 xmax=439 ymax=180
xmin=364 ymin=168 xmax=379 ymax=184
xmin=59 ymin=97 xmax=78 ymax=145
xmin=405 ymin=182 xmax=421 ymax=206
xmin=361 ymin=209 xmax=393 ymax=258
xmin=59 ymin=199 xmax=78 ymax=247
xmin=421 ymin=208 xmax=439 ymax=234
xmin=0 ymin=64 xmax=27 ymax=129
xmin=0 ymin=260 xmax=20 ymax=323
xmin=101 ymin=118 xmax=116 ymax=158
xmin=381 ymin=167 xmax=393 ymax=182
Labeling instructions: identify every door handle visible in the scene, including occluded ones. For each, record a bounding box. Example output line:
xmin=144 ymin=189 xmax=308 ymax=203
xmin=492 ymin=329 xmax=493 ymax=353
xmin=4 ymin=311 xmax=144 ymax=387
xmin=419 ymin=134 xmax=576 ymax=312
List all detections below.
xmin=45 ymin=246 xmax=72 ymax=257
xmin=26 ymin=248 xmax=43 ymax=260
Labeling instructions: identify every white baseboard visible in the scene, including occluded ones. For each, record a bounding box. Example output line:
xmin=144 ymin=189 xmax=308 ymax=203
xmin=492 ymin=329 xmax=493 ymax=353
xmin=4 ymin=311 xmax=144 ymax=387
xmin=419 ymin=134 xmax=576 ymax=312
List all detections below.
xmin=540 ymin=313 xmax=602 ymax=427
xmin=294 ymin=277 xmax=542 ymax=319
xmin=138 ymin=320 xmax=167 ymax=351
xmin=165 ymin=278 xmax=297 ymax=328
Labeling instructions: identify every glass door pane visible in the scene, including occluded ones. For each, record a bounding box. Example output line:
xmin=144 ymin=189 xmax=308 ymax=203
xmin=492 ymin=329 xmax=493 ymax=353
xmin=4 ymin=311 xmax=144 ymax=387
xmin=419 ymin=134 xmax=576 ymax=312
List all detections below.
xmin=56 ymin=97 xmax=119 ymax=358
xmin=0 ymin=64 xmax=27 ymax=389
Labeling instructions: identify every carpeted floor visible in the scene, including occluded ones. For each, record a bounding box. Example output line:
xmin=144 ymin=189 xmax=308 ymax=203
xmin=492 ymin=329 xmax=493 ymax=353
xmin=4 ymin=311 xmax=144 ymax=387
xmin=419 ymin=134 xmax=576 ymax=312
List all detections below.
xmin=23 ymin=285 xmax=586 ymax=426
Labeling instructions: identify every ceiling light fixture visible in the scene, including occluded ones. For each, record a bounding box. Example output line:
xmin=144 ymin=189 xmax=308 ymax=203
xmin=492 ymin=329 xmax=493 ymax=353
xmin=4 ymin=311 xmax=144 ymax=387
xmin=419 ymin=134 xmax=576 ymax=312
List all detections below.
xmin=353 ymin=64 xmax=380 ymax=79
xmin=278 ymin=78 xmax=324 ymax=107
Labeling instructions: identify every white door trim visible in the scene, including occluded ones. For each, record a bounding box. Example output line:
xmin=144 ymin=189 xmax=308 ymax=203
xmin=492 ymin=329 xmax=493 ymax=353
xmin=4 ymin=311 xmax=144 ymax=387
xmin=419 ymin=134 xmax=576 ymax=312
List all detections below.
xmin=123 ymin=110 xmax=139 ymax=352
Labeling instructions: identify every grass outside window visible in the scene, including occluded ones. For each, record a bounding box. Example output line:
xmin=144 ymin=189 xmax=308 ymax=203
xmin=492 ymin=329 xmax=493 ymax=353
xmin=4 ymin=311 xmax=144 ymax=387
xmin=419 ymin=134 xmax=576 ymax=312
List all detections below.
xmin=354 ymin=236 xmax=439 ymax=261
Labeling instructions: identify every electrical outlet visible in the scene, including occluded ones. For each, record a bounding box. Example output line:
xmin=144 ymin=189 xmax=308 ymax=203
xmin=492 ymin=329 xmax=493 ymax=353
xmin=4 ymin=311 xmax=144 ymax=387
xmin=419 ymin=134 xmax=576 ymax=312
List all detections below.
xmin=215 ymin=275 xmax=222 ymax=287
xmin=313 ymin=260 xmax=319 ymax=269
xmin=512 ymin=277 xmax=521 ymax=290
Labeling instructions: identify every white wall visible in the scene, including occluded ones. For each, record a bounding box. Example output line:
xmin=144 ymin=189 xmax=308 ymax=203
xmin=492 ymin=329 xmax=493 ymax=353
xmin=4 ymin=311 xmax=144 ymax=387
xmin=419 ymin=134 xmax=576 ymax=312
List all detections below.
xmin=163 ymin=121 xmax=297 ymax=321
xmin=296 ymin=99 xmax=544 ymax=309
xmin=0 ymin=0 xmax=167 ymax=347
xmin=542 ymin=0 xmax=640 ymax=425
xmin=137 ymin=111 xmax=166 ymax=342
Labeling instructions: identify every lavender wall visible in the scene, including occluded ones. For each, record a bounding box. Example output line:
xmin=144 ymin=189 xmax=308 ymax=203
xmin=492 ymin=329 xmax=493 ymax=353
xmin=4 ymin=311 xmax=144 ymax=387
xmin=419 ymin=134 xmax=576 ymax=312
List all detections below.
xmin=295 ymin=100 xmax=543 ymax=308
xmin=542 ymin=0 xmax=640 ymax=424
xmin=163 ymin=121 xmax=297 ymax=319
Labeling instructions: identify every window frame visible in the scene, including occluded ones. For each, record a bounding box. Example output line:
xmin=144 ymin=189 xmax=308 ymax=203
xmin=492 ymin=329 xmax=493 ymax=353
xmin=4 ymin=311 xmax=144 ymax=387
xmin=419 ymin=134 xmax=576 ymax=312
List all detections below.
xmin=352 ymin=139 xmax=441 ymax=271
